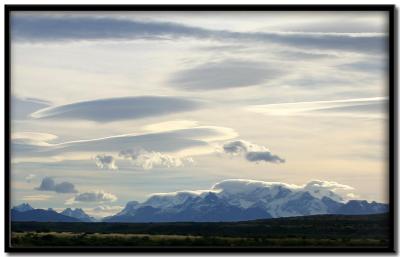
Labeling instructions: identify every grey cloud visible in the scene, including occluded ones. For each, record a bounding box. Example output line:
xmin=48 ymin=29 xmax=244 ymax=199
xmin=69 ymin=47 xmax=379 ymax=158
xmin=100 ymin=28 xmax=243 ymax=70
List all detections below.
xmin=36 ymin=177 xmax=78 ymax=193
xmin=246 ymin=151 xmax=285 ymax=163
xmin=11 ymin=96 xmax=51 ymax=120
xmin=222 ymin=140 xmax=285 ymax=164
xmin=169 ymin=60 xmax=281 ymax=91
xmin=31 ymin=96 xmax=200 ymax=122
xmin=11 ymin=15 xmax=387 ymax=54
xmin=337 ymin=60 xmax=387 ymax=72
xmin=95 ymin=154 xmax=118 ymax=170
xmin=67 ymin=191 xmax=117 ymax=204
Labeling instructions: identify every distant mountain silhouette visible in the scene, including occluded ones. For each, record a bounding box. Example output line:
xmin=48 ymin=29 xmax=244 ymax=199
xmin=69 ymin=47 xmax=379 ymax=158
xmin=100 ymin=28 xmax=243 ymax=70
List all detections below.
xmin=11 ymin=209 xmax=80 ymax=222
xmin=12 ymin=203 xmax=34 ymax=212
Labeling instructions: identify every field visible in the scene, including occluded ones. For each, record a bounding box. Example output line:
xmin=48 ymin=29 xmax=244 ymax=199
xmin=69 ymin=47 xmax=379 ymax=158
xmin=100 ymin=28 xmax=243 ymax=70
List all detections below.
xmin=10 ymin=213 xmax=390 ymax=248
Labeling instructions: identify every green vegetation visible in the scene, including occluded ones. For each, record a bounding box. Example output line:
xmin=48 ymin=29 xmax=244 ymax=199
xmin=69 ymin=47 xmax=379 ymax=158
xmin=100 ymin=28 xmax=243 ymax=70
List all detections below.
xmin=10 ymin=214 xmax=390 ymax=248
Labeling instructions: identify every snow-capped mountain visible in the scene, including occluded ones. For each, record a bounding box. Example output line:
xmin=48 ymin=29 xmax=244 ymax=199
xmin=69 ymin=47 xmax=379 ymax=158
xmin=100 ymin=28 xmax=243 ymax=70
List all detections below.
xmin=60 ymin=208 xmax=97 ymax=222
xmin=103 ymin=179 xmax=388 ymax=223
xmin=12 ymin=203 xmax=34 ymax=212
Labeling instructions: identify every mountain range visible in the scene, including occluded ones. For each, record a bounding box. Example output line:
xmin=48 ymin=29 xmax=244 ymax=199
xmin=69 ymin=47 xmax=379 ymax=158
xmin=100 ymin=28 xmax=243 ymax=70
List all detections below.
xmin=103 ymin=179 xmax=389 ymax=222
xmin=11 ymin=179 xmax=389 ymax=223
xmin=11 ymin=204 xmax=96 ymax=222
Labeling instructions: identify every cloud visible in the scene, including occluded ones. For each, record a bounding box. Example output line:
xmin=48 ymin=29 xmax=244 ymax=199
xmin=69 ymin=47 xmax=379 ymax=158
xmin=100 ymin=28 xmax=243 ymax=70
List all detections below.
xmin=95 ymin=154 xmax=118 ymax=170
xmin=66 ymin=190 xmax=117 ymax=205
xmin=24 ymin=174 xmax=36 ymax=183
xmin=36 ymin=177 xmax=78 ymax=193
xmin=169 ymin=59 xmax=282 ymax=90
xmin=21 ymin=194 xmax=53 ymax=201
xmin=11 ymin=14 xmax=387 ymax=54
xmin=30 ymin=96 xmax=201 ymax=122
xmin=11 ymin=96 xmax=51 ymax=120
xmin=138 ymin=179 xmax=358 ymax=210
xmin=245 ymin=151 xmax=285 ymax=163
xmin=222 ymin=140 xmax=285 ymax=164
xmin=85 ymin=205 xmax=124 ymax=218
xmin=119 ymin=149 xmax=194 ymax=170
xmin=12 ymin=126 xmax=237 ymax=162
xmin=246 ymin=97 xmax=387 ymax=119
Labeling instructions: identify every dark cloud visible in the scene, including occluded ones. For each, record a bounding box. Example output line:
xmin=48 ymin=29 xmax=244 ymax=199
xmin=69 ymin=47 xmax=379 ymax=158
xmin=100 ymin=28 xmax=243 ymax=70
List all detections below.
xmin=11 ymin=15 xmax=387 ymax=54
xmin=169 ymin=60 xmax=281 ymax=90
xmin=222 ymin=140 xmax=285 ymax=164
xmin=36 ymin=177 xmax=78 ymax=193
xmin=31 ymin=96 xmax=201 ymax=122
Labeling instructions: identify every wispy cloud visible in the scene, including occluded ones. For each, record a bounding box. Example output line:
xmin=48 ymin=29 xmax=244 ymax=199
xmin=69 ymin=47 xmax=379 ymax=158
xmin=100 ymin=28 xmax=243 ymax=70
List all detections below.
xmin=21 ymin=194 xmax=53 ymax=201
xmin=246 ymin=97 xmax=387 ymax=118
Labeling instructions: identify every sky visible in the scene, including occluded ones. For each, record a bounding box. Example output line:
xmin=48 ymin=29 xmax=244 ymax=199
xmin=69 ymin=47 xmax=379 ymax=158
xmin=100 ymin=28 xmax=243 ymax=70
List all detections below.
xmin=10 ymin=11 xmax=389 ymax=218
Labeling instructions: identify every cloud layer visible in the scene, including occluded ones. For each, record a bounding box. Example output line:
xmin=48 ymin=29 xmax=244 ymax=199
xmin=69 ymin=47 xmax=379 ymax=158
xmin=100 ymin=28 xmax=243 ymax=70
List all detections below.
xmin=222 ymin=140 xmax=285 ymax=164
xmin=169 ymin=59 xmax=281 ymax=90
xmin=30 ymin=96 xmax=201 ymax=122
xmin=36 ymin=177 xmax=78 ymax=194
xmin=11 ymin=14 xmax=387 ymax=54
xmin=12 ymin=126 xmax=237 ymax=162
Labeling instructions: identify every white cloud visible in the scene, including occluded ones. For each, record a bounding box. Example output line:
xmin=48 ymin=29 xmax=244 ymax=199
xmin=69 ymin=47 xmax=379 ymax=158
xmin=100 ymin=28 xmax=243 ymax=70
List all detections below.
xmin=21 ymin=194 xmax=53 ymax=201
xmin=246 ymin=97 xmax=387 ymax=118
xmin=94 ymin=154 xmax=118 ymax=170
xmin=66 ymin=190 xmax=117 ymax=205
xmin=221 ymin=140 xmax=285 ymax=164
xmin=119 ymin=149 xmax=194 ymax=170
xmin=142 ymin=120 xmax=199 ymax=133
xmin=24 ymin=174 xmax=36 ymax=183
xmin=84 ymin=205 xmax=124 ymax=218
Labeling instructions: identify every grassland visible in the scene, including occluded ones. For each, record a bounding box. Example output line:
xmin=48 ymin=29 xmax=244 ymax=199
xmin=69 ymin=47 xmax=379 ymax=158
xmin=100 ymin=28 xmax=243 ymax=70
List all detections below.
xmin=10 ymin=213 xmax=391 ymax=248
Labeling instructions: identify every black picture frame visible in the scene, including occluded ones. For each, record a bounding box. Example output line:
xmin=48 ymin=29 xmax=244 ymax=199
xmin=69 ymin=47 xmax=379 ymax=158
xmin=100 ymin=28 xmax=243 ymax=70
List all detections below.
xmin=4 ymin=4 xmax=397 ymax=253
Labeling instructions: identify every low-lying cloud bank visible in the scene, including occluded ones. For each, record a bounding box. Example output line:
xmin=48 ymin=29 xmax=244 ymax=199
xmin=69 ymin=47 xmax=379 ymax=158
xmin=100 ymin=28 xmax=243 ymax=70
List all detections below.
xmin=145 ymin=178 xmax=356 ymax=206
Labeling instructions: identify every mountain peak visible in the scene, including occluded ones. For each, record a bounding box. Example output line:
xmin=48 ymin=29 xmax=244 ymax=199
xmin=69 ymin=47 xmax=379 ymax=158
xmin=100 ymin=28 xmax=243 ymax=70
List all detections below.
xmin=61 ymin=208 xmax=96 ymax=222
xmin=12 ymin=203 xmax=34 ymax=212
